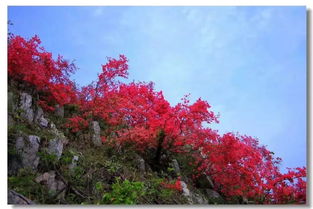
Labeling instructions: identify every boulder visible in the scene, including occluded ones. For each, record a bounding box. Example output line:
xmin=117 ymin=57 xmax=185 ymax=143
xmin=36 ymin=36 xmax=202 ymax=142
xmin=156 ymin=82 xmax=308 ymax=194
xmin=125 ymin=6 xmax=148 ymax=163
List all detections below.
xmin=49 ymin=122 xmax=68 ymax=146
xmin=171 ymin=159 xmax=181 ymax=175
xmin=15 ymin=135 xmax=40 ymax=170
xmin=19 ymin=92 xmax=34 ymax=123
xmin=180 ymin=181 xmax=209 ymax=204
xmin=90 ymin=121 xmax=102 ymax=146
xmin=8 ymin=190 xmax=34 ymax=205
xmin=191 ymin=192 xmax=208 ymax=204
xmin=180 ymin=181 xmax=193 ymax=204
xmin=133 ymin=154 xmax=146 ymax=173
xmin=48 ymin=138 xmax=64 ymax=160
xmin=35 ymin=171 xmax=66 ymax=197
xmin=204 ymin=189 xmax=224 ymax=203
xmin=34 ymin=106 xmax=49 ymax=128
xmin=49 ymin=122 xmax=64 ymax=137
xmin=138 ymin=158 xmax=146 ymax=173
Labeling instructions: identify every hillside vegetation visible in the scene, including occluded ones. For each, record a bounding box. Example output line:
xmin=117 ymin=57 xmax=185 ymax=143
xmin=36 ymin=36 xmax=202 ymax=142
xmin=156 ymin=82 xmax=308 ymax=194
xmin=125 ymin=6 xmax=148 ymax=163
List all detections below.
xmin=8 ymin=34 xmax=306 ymax=204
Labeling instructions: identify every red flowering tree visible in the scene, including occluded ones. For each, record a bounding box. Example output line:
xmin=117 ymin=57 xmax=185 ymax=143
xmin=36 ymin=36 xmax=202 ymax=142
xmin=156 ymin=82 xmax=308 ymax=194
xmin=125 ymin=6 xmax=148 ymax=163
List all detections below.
xmin=8 ymin=35 xmax=78 ymax=111
xmin=63 ymin=55 xmax=129 ymax=132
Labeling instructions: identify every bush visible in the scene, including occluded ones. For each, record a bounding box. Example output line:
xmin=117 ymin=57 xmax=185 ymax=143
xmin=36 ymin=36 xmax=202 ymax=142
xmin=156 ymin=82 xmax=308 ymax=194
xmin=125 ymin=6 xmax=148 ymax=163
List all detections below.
xmin=100 ymin=178 xmax=145 ymax=204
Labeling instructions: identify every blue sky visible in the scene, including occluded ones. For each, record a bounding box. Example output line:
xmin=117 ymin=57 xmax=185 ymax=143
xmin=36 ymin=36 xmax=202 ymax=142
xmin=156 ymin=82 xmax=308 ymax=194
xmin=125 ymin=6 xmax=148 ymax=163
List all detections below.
xmin=8 ymin=6 xmax=306 ymax=172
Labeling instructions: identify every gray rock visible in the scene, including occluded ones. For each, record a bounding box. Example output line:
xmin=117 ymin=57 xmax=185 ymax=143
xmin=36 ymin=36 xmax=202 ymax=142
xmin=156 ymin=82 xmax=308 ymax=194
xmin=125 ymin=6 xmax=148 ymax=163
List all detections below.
xmin=133 ymin=154 xmax=146 ymax=173
xmin=196 ymin=174 xmax=214 ymax=189
xmin=40 ymin=117 xmax=49 ymax=127
xmin=34 ymin=106 xmax=43 ymax=121
xmin=138 ymin=158 xmax=145 ymax=173
xmin=34 ymin=107 xmax=49 ymax=128
xmin=204 ymin=189 xmax=224 ymax=203
xmin=49 ymin=122 xmax=67 ymax=145
xmin=191 ymin=192 xmax=208 ymax=204
xmin=15 ymin=135 xmax=40 ymax=170
xmin=171 ymin=159 xmax=181 ymax=175
xmin=180 ymin=181 xmax=193 ymax=204
xmin=90 ymin=121 xmax=102 ymax=146
xmin=8 ymin=190 xmax=34 ymax=205
xmin=69 ymin=155 xmax=79 ymax=170
xmin=19 ymin=92 xmax=34 ymax=123
xmin=35 ymin=171 xmax=66 ymax=195
xmin=48 ymin=138 xmax=64 ymax=159
xmin=54 ymin=104 xmax=64 ymax=118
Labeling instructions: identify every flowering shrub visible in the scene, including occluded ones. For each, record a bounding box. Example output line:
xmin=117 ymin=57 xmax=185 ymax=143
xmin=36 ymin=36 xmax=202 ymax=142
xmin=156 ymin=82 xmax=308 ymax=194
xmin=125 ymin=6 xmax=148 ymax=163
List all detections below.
xmin=8 ymin=35 xmax=78 ymax=110
xmin=161 ymin=177 xmax=182 ymax=192
xmin=8 ymin=34 xmax=306 ymax=204
xmin=65 ymin=115 xmax=89 ymax=133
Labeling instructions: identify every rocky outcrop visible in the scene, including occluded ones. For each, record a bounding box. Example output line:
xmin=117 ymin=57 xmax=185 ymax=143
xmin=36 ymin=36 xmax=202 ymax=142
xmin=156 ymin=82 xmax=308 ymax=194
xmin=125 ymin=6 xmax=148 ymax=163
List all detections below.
xmin=50 ymin=122 xmax=66 ymax=140
xmin=48 ymin=138 xmax=64 ymax=160
xmin=180 ymin=181 xmax=192 ymax=204
xmin=191 ymin=191 xmax=208 ymax=204
xmin=180 ymin=181 xmax=212 ymax=204
xmin=133 ymin=154 xmax=147 ymax=173
xmin=204 ymin=189 xmax=224 ymax=203
xmin=15 ymin=135 xmax=40 ymax=170
xmin=19 ymin=92 xmax=34 ymax=123
xmin=171 ymin=159 xmax=181 ymax=175
xmin=34 ymin=106 xmax=49 ymax=128
xmin=48 ymin=122 xmax=68 ymax=159
xmin=8 ymin=190 xmax=34 ymax=204
xmin=90 ymin=121 xmax=102 ymax=146
xmin=138 ymin=158 xmax=146 ymax=173
xmin=35 ymin=171 xmax=66 ymax=197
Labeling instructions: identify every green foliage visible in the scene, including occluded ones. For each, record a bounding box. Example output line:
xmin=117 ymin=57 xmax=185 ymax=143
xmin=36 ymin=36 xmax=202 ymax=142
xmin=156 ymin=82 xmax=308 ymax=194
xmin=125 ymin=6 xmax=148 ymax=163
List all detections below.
xmin=141 ymin=175 xmax=177 ymax=203
xmin=8 ymin=146 xmax=19 ymax=157
xmin=173 ymin=154 xmax=196 ymax=178
xmin=71 ymin=166 xmax=85 ymax=182
xmin=8 ymin=168 xmax=49 ymax=203
xmin=104 ymin=159 xmax=123 ymax=174
xmin=8 ymin=121 xmax=55 ymax=142
xmin=95 ymin=181 xmax=103 ymax=191
xmin=8 ymin=123 xmax=33 ymax=137
xmin=100 ymin=178 xmax=145 ymax=204
xmin=60 ymin=149 xmax=79 ymax=165
xmin=38 ymin=150 xmax=58 ymax=170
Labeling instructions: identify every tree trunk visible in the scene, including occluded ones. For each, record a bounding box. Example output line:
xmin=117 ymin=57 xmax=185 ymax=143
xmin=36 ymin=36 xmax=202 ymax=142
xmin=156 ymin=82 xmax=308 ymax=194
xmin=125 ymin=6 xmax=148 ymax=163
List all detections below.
xmin=154 ymin=129 xmax=165 ymax=169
